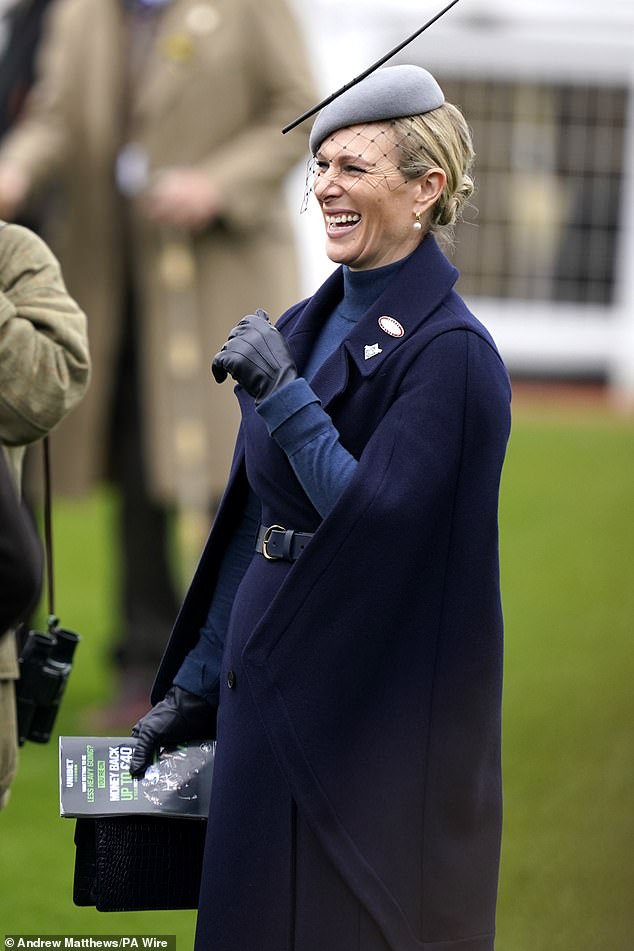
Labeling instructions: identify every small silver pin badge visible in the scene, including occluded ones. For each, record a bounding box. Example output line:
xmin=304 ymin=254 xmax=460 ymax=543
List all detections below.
xmin=364 ymin=343 xmax=383 ymax=360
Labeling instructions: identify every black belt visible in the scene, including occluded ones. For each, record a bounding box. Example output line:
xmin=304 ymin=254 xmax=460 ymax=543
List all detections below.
xmin=255 ymin=524 xmax=313 ymax=561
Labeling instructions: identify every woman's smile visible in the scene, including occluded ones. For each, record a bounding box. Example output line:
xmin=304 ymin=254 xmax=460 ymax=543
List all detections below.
xmin=323 ymin=210 xmax=362 ymax=236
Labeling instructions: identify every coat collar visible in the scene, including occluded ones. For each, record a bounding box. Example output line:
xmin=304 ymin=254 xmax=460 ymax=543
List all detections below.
xmin=283 ymin=236 xmax=459 ymax=407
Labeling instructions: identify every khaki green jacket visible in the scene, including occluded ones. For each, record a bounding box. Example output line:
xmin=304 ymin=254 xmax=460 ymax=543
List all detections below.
xmin=0 ymin=220 xmax=89 ymax=809
xmin=0 ymin=220 xmax=91 ymax=675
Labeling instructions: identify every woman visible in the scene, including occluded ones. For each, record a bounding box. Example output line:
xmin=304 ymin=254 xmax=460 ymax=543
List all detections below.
xmin=131 ymin=65 xmax=511 ymax=951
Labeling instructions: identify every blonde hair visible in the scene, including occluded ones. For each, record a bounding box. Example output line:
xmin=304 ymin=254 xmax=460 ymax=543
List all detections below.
xmin=391 ymin=102 xmax=475 ymax=243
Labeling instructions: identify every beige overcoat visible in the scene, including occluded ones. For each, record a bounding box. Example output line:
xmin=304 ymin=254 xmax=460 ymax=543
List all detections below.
xmin=0 ymin=0 xmax=316 ymax=502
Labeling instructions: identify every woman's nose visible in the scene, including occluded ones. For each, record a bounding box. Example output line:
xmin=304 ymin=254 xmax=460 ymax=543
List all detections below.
xmin=313 ymin=166 xmax=343 ymax=199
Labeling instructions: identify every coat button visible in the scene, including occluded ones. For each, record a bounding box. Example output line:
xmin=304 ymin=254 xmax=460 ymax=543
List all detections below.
xmin=227 ymin=670 xmax=236 ymax=689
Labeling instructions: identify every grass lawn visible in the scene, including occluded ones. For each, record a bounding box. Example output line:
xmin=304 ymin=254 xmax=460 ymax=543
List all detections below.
xmin=496 ymin=397 xmax=634 ymax=950
xmin=1 ymin=397 xmax=633 ymax=949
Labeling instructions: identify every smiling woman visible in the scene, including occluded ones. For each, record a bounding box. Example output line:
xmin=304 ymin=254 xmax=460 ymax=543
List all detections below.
xmin=310 ymin=97 xmax=475 ymax=270
xmin=130 ymin=64 xmax=512 ymax=951
xmin=312 ymin=123 xmax=446 ymax=270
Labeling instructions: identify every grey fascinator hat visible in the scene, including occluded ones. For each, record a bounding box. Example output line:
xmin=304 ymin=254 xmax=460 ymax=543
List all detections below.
xmin=308 ymin=64 xmax=445 ymax=155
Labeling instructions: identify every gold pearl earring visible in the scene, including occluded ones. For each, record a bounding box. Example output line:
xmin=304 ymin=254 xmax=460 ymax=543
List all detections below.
xmin=413 ymin=211 xmax=422 ymax=231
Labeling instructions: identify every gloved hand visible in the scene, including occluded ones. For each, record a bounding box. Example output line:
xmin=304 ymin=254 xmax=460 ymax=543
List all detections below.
xmin=129 ymin=685 xmax=216 ymax=778
xmin=211 ymin=308 xmax=297 ymax=403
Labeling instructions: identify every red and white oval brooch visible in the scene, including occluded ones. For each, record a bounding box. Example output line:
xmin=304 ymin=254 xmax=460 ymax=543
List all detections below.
xmin=378 ymin=315 xmax=405 ymax=337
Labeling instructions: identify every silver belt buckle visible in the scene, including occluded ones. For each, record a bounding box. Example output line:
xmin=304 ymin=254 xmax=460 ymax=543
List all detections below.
xmin=262 ymin=524 xmax=285 ymax=561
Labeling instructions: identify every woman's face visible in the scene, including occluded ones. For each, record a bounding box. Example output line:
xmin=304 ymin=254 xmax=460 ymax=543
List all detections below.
xmin=312 ymin=123 xmax=429 ymax=271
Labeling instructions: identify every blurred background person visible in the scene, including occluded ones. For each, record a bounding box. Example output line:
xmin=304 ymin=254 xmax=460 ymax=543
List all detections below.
xmin=0 ymin=219 xmax=90 ymax=810
xmin=0 ymin=0 xmax=316 ymax=725
xmin=0 ymin=0 xmax=55 ymax=238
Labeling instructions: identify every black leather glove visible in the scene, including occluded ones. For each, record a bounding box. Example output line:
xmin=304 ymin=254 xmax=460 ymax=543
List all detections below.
xmin=211 ymin=308 xmax=297 ymax=403
xmin=129 ymin=685 xmax=216 ymax=778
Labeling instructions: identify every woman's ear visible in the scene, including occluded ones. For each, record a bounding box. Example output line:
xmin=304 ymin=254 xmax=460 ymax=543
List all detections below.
xmin=416 ymin=168 xmax=447 ymax=215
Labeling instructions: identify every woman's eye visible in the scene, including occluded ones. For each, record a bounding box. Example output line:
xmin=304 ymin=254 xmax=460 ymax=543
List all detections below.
xmin=345 ymin=165 xmax=366 ymax=175
xmin=314 ymin=160 xmax=329 ymax=172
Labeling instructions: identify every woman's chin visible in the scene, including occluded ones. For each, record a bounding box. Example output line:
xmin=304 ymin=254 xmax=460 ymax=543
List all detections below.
xmin=324 ymin=236 xmax=355 ymax=267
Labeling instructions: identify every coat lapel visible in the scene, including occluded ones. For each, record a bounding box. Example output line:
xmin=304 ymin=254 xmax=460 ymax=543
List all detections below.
xmin=343 ymin=236 xmax=459 ymax=381
xmin=280 ymin=269 xmax=344 ymax=374
xmin=290 ymin=237 xmax=459 ymax=409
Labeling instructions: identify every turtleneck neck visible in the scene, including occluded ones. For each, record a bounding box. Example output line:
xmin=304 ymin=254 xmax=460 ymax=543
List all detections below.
xmin=302 ymin=252 xmax=413 ymax=380
xmin=340 ymin=254 xmax=411 ymax=318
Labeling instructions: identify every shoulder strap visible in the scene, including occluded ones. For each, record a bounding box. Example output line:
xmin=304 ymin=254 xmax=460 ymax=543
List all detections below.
xmin=42 ymin=436 xmax=58 ymax=632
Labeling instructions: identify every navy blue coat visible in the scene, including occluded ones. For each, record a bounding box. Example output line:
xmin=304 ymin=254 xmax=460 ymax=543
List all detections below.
xmin=155 ymin=236 xmax=511 ymax=951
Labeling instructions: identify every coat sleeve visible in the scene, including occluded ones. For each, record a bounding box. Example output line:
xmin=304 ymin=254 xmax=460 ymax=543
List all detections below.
xmin=196 ymin=0 xmax=317 ymax=230
xmin=0 ymin=224 xmax=91 ymax=445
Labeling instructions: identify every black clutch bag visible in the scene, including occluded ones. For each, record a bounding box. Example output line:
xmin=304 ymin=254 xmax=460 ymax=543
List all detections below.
xmin=73 ymin=815 xmax=207 ymax=911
